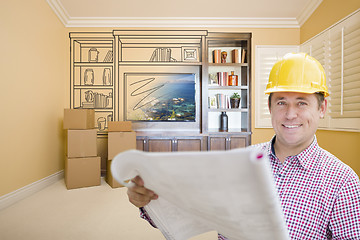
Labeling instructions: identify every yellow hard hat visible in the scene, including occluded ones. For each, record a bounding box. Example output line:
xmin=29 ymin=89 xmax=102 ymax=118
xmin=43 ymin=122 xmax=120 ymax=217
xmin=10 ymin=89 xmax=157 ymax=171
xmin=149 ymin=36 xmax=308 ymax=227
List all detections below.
xmin=265 ymin=52 xmax=329 ymax=97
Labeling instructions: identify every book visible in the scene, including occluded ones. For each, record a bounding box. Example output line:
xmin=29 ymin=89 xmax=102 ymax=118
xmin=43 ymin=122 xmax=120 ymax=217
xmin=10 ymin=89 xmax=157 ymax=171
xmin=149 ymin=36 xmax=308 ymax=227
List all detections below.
xmin=209 ymin=73 xmax=218 ymax=85
xmin=231 ymin=48 xmax=242 ymax=63
xmin=111 ymin=148 xmax=290 ymax=240
xmin=212 ymin=49 xmax=221 ymax=63
xmin=208 ymin=96 xmax=217 ymax=109
xmin=215 ymin=93 xmax=230 ymax=109
xmin=241 ymin=48 xmax=247 ymax=63
xmin=217 ymin=72 xmax=229 ymax=86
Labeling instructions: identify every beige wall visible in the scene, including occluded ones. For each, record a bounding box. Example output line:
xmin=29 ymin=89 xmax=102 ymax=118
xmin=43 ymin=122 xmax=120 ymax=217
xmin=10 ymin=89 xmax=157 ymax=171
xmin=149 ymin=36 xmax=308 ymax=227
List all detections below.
xmin=0 ymin=0 xmax=67 ymax=196
xmin=0 ymin=4 xmax=300 ymax=197
xmin=1 ymin=0 xmax=358 ymax=197
xmin=300 ymin=0 xmax=360 ymax=174
xmin=300 ymin=0 xmax=360 ymax=43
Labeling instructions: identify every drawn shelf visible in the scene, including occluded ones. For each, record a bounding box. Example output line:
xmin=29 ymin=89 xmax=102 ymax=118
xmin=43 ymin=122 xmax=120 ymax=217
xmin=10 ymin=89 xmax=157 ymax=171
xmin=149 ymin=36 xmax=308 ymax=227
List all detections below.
xmin=70 ymin=33 xmax=115 ymax=133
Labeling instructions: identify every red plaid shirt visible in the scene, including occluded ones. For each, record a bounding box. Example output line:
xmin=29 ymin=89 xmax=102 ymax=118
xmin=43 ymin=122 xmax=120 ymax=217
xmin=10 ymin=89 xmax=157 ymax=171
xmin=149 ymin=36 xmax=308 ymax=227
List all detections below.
xmin=141 ymin=136 xmax=360 ymax=239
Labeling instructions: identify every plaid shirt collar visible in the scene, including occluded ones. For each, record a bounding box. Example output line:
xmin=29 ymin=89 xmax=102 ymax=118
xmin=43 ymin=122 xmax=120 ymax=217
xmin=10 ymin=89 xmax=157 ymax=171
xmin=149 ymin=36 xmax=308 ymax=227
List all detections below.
xmin=268 ymin=135 xmax=319 ymax=171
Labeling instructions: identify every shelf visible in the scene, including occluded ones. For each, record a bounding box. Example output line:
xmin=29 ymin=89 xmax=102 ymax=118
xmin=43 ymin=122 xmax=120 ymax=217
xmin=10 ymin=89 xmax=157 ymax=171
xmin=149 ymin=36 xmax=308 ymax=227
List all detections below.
xmin=76 ymin=107 xmax=113 ymax=110
xmin=208 ymin=108 xmax=248 ymax=112
xmin=208 ymin=85 xmax=248 ymax=90
xmin=208 ymin=128 xmax=251 ymax=134
xmin=74 ymin=62 xmax=113 ymax=67
xmin=119 ymin=62 xmax=202 ymax=66
xmin=208 ymin=63 xmax=248 ymax=67
xmin=74 ymin=85 xmax=113 ymax=89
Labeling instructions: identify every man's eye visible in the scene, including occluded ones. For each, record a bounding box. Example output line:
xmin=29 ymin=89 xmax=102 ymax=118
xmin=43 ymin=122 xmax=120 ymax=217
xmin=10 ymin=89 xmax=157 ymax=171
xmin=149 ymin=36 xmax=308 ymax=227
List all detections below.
xmin=298 ymin=102 xmax=307 ymax=106
xmin=277 ymin=101 xmax=285 ymax=105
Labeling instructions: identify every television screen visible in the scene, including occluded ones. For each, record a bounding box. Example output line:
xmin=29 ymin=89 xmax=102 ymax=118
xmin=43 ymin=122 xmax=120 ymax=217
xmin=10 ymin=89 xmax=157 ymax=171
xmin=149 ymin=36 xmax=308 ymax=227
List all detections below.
xmin=125 ymin=73 xmax=196 ymax=121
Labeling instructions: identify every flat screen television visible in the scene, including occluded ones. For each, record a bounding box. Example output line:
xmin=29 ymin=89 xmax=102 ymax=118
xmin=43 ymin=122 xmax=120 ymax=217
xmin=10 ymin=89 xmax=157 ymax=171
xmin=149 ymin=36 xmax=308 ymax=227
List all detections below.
xmin=125 ymin=73 xmax=195 ymax=121
xmin=122 ymin=66 xmax=200 ymax=132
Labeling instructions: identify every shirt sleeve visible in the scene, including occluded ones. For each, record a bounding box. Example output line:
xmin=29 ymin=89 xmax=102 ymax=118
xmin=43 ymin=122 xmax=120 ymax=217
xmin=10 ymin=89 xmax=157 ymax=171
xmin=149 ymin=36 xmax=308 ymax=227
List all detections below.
xmin=218 ymin=233 xmax=228 ymax=239
xmin=329 ymin=172 xmax=360 ymax=239
xmin=139 ymin=207 xmax=158 ymax=228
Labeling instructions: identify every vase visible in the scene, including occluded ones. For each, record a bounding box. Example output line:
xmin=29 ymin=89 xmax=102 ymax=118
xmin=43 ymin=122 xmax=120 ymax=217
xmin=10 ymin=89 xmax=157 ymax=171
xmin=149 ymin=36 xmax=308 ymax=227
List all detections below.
xmin=230 ymin=98 xmax=240 ymax=108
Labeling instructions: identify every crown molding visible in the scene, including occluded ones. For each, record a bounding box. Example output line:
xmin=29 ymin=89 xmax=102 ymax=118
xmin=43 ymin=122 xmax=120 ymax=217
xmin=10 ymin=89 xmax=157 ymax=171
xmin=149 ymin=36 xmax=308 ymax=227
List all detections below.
xmin=64 ymin=17 xmax=300 ymax=28
xmin=47 ymin=0 xmax=300 ymax=28
xmin=46 ymin=0 xmax=70 ymax=26
xmin=297 ymin=0 xmax=323 ymax=26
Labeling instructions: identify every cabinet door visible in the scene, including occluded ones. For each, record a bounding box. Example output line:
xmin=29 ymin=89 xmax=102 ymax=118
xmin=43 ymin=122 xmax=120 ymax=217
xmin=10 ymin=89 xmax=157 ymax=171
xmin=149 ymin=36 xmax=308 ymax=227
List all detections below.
xmin=177 ymin=138 xmax=203 ymax=151
xmin=136 ymin=138 xmax=146 ymax=151
xmin=208 ymin=136 xmax=247 ymax=151
xmin=148 ymin=139 xmax=173 ymax=152
xmin=208 ymin=136 xmax=227 ymax=151
xmin=229 ymin=136 xmax=246 ymax=149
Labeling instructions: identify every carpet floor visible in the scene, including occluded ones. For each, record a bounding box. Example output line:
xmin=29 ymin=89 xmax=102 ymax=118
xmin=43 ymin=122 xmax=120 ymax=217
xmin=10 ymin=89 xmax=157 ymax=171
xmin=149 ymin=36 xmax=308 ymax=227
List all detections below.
xmin=0 ymin=178 xmax=217 ymax=240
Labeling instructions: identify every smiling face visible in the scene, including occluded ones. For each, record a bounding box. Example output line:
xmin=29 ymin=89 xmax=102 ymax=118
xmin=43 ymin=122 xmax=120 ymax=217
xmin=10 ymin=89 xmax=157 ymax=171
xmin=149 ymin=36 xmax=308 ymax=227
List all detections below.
xmin=269 ymin=92 xmax=327 ymax=155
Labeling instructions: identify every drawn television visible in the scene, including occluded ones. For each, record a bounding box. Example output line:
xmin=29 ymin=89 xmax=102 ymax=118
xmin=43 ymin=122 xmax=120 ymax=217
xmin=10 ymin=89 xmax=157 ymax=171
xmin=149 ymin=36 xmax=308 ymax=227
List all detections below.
xmin=125 ymin=73 xmax=196 ymax=122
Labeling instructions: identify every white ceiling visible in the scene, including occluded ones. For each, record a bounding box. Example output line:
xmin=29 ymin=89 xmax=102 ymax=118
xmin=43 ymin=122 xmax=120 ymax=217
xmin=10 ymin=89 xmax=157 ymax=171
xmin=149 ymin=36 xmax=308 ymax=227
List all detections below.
xmin=47 ymin=0 xmax=323 ymax=28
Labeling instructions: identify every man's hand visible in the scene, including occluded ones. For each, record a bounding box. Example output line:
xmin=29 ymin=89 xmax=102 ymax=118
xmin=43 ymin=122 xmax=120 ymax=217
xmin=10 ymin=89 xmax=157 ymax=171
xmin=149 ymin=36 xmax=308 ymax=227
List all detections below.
xmin=127 ymin=176 xmax=158 ymax=208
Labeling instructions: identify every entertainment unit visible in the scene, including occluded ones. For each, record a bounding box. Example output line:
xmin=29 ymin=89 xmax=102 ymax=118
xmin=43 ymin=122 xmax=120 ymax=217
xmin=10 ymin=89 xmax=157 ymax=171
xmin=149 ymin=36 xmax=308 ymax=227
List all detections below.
xmin=69 ymin=30 xmax=251 ymax=152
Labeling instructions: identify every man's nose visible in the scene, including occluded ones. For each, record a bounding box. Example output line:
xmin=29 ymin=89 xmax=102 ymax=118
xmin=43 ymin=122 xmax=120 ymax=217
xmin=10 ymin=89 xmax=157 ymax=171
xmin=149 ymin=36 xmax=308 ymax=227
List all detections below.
xmin=285 ymin=105 xmax=298 ymax=119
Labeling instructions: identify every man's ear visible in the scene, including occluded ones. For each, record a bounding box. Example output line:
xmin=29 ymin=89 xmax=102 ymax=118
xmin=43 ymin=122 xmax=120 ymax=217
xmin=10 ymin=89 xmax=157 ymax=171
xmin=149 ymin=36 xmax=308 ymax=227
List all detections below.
xmin=268 ymin=99 xmax=271 ymax=114
xmin=320 ymin=99 xmax=327 ymax=118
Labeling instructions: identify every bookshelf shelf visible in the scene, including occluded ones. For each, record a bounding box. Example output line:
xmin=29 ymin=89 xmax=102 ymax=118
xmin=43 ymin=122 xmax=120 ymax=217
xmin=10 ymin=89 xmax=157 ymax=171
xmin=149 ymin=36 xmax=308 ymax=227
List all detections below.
xmin=204 ymin=33 xmax=251 ymax=146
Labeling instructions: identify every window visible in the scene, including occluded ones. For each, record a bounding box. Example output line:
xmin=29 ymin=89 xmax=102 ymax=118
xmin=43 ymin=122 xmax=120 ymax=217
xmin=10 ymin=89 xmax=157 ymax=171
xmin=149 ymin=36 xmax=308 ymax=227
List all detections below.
xmin=255 ymin=9 xmax=360 ymax=132
xmin=255 ymin=46 xmax=299 ymax=128
xmin=302 ymin=9 xmax=360 ymax=131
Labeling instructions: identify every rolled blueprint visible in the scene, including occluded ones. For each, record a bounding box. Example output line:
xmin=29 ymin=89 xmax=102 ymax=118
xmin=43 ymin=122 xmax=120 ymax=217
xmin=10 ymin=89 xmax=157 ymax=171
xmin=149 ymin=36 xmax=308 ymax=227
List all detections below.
xmin=111 ymin=148 xmax=289 ymax=240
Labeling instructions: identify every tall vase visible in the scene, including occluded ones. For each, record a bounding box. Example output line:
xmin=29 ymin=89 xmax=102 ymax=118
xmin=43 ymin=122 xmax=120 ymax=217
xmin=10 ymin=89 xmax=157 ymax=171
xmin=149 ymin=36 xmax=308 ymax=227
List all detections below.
xmin=219 ymin=112 xmax=228 ymax=132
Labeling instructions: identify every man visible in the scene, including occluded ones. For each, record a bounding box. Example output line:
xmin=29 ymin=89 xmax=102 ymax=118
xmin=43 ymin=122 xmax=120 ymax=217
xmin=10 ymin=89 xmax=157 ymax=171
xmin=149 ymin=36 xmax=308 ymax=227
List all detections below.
xmin=126 ymin=53 xmax=360 ymax=239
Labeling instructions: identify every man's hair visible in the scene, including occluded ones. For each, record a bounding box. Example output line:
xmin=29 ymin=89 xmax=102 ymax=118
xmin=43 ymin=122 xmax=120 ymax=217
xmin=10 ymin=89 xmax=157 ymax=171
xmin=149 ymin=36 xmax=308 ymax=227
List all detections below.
xmin=268 ymin=92 xmax=325 ymax=109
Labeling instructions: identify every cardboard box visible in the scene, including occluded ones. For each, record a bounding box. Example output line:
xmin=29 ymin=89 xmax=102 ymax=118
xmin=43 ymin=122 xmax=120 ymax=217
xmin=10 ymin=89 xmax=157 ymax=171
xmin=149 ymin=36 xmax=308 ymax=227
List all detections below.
xmin=108 ymin=131 xmax=136 ymax=160
xmin=67 ymin=129 xmax=97 ymax=158
xmin=63 ymin=109 xmax=95 ymax=129
xmin=106 ymin=160 xmax=123 ymax=188
xmin=108 ymin=121 xmax=132 ymax=132
xmin=65 ymin=156 xmax=101 ymax=189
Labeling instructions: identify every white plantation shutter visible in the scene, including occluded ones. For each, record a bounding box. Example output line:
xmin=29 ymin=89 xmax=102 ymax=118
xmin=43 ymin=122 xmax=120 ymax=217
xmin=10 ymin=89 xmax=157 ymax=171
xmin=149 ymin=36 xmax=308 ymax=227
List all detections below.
xmin=255 ymin=46 xmax=299 ymax=128
xmin=327 ymin=10 xmax=360 ymax=130
xmin=300 ymin=31 xmax=331 ymax=128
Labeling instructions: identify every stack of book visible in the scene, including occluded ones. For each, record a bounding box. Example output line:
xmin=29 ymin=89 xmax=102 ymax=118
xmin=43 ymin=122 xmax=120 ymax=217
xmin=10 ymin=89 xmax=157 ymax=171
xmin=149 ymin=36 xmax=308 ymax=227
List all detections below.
xmin=217 ymin=72 xmax=229 ymax=86
xmin=208 ymin=94 xmax=230 ymax=109
xmin=212 ymin=50 xmax=221 ymax=63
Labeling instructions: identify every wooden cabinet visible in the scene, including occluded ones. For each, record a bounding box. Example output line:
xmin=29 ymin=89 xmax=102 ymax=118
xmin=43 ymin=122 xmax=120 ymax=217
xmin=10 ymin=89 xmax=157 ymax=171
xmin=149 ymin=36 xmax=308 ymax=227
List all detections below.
xmin=208 ymin=135 xmax=249 ymax=151
xmin=136 ymin=136 xmax=206 ymax=152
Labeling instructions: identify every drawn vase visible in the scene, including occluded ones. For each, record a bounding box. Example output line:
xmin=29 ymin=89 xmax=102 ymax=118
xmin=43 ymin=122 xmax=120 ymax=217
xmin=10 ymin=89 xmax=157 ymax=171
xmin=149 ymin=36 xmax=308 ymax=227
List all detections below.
xmin=103 ymin=68 xmax=112 ymax=85
xmin=84 ymin=69 xmax=94 ymax=85
xmin=97 ymin=117 xmax=106 ymax=131
xmin=88 ymin=48 xmax=99 ymax=62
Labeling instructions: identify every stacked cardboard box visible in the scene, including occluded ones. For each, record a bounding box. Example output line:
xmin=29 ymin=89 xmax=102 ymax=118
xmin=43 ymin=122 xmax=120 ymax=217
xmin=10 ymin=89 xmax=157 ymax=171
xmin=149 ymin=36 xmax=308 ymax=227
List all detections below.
xmin=64 ymin=109 xmax=101 ymax=190
xmin=106 ymin=121 xmax=136 ymax=188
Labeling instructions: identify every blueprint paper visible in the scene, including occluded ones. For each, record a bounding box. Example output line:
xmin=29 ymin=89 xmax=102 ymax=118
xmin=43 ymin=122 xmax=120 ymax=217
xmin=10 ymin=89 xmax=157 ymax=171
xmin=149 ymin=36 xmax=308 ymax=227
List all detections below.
xmin=111 ymin=148 xmax=289 ymax=240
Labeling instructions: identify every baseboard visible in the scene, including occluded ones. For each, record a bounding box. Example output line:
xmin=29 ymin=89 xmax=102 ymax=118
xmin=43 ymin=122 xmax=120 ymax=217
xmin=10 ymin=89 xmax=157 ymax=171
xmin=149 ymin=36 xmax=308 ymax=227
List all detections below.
xmin=0 ymin=170 xmax=64 ymax=211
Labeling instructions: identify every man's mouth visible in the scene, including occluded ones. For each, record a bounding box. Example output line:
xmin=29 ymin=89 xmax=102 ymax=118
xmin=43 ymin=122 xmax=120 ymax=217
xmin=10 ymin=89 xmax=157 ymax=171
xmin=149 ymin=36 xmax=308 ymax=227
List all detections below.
xmin=283 ymin=124 xmax=302 ymax=129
